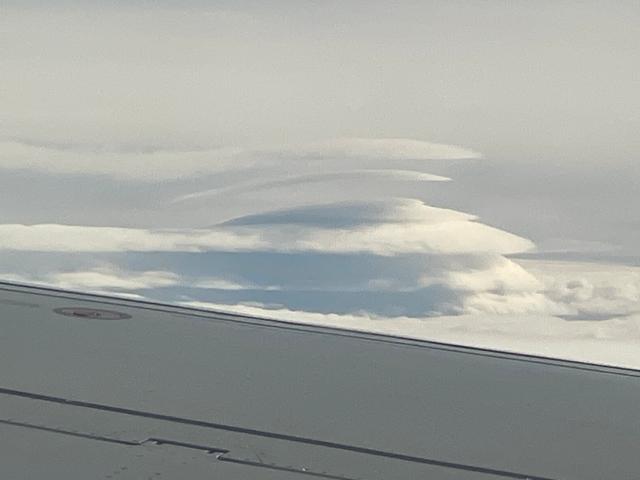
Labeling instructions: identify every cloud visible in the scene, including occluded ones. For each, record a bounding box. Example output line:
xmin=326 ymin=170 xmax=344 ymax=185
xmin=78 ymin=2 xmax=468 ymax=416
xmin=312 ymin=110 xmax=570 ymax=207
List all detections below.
xmin=217 ymin=199 xmax=534 ymax=256
xmin=49 ymin=268 xmax=180 ymax=291
xmin=0 ymin=199 xmax=533 ymax=256
xmin=6 ymin=127 xmax=620 ymax=322
xmin=0 ymin=266 xmax=265 ymax=294
xmin=221 ymin=198 xmax=475 ymax=227
xmin=3 ymin=254 xmax=637 ymax=358
xmin=191 ymin=277 xmax=274 ymax=291
xmin=279 ymin=138 xmax=482 ymax=161
xmin=0 ymin=196 xmax=545 ymax=318
xmin=1 ymin=267 xmax=180 ymax=291
xmin=4 ymin=252 xmax=637 ymax=323
xmin=518 ymin=260 xmax=640 ymax=319
xmin=461 ymin=292 xmax=567 ymax=316
xmin=0 ymin=224 xmax=267 ymax=253
xmin=0 ymin=137 xmax=476 ymax=182
xmin=215 ymin=199 xmax=533 ymax=257
xmin=440 ymin=255 xmax=543 ymax=292
xmin=174 ymin=169 xmax=451 ymax=203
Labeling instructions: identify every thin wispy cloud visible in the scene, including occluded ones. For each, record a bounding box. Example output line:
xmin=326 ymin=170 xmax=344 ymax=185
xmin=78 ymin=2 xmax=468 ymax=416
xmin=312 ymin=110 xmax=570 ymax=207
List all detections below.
xmin=0 ymin=137 xmax=475 ymax=182
xmin=173 ymin=170 xmax=451 ymax=203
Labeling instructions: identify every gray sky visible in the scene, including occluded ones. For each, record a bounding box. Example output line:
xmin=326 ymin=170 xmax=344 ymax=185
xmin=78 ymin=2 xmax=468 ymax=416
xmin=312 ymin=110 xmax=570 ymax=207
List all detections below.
xmin=3 ymin=1 xmax=638 ymax=150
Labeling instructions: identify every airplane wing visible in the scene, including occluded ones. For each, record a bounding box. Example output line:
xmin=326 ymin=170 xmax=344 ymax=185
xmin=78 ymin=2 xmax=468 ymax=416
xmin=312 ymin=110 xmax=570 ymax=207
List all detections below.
xmin=1 ymin=281 xmax=639 ymax=479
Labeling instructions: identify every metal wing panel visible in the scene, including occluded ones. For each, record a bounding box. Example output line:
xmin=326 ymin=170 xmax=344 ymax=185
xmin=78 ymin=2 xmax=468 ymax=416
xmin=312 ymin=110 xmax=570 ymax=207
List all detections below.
xmin=1 ymin=282 xmax=639 ymax=479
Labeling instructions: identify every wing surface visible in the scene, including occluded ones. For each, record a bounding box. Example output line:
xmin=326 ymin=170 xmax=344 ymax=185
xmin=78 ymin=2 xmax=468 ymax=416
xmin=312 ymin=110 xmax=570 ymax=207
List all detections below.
xmin=1 ymin=281 xmax=639 ymax=479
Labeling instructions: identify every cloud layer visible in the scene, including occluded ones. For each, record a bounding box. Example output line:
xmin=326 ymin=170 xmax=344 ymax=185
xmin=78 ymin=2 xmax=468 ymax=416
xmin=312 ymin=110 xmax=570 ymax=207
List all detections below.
xmin=0 ymin=138 xmax=477 ymax=182
xmin=0 ymin=198 xmax=533 ymax=256
xmin=0 ymin=194 xmax=560 ymax=319
xmin=4 ymin=132 xmax=636 ymax=325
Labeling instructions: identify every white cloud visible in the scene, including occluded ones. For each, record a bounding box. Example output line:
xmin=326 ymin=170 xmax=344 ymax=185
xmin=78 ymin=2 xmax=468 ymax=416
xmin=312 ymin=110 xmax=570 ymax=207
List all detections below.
xmin=461 ymin=292 xmax=568 ymax=316
xmin=0 ymin=266 xmax=272 ymax=293
xmin=0 ymin=137 xmax=475 ymax=182
xmin=174 ymin=169 xmax=451 ymax=203
xmin=0 ymin=195 xmax=546 ymax=319
xmin=192 ymin=278 xmax=274 ymax=291
xmin=518 ymin=259 xmax=640 ymax=319
xmin=279 ymin=221 xmax=532 ymax=256
xmin=50 ymin=268 xmax=180 ymax=291
xmin=440 ymin=256 xmax=543 ymax=292
xmin=222 ymin=198 xmax=476 ymax=227
xmin=0 ymin=199 xmax=533 ymax=256
xmin=0 ymin=268 xmax=180 ymax=291
xmin=0 ymin=224 xmax=266 ymax=253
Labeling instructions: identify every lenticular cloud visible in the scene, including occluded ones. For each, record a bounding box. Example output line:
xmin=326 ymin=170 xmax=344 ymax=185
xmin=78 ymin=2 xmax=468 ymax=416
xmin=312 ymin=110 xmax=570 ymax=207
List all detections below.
xmin=0 ymin=134 xmax=549 ymax=318
xmin=0 ymin=137 xmax=478 ymax=182
xmin=0 ymin=197 xmax=548 ymax=317
xmin=217 ymin=198 xmax=534 ymax=256
xmin=189 ymin=198 xmax=551 ymax=316
xmin=0 ymin=136 xmax=576 ymax=317
xmin=0 ymin=198 xmax=533 ymax=257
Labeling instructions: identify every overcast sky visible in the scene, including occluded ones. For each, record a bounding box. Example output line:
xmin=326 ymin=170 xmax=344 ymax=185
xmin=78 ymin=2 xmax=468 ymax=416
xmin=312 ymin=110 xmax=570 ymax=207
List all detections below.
xmin=1 ymin=1 xmax=640 ymax=366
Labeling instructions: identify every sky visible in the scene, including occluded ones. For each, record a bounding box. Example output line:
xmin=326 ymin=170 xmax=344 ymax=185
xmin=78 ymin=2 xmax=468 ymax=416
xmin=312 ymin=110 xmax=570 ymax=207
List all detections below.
xmin=1 ymin=1 xmax=640 ymax=367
